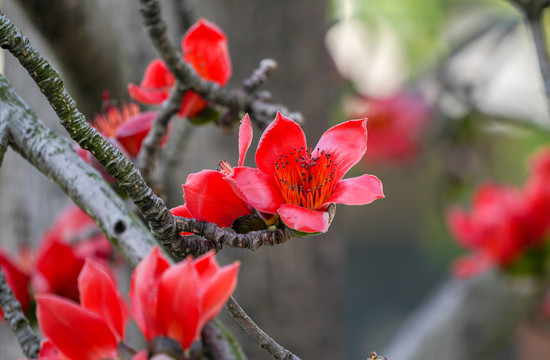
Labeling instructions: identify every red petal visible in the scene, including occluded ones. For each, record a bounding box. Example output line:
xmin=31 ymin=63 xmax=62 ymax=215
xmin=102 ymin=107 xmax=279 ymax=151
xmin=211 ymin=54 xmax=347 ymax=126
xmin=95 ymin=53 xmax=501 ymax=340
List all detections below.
xmin=157 ymin=259 xmax=201 ymax=350
xmin=446 ymin=207 xmax=479 ymax=249
xmin=193 ymin=251 xmax=219 ymax=282
xmin=36 ymin=295 xmax=118 ymax=360
xmin=324 ymin=175 xmax=384 ymax=206
xmin=115 ymin=111 xmax=157 ymax=157
xmin=179 ymin=91 xmax=209 ymax=118
xmin=183 ymin=170 xmax=252 ymax=227
xmin=314 ymin=119 xmax=367 ymax=182
xmin=182 ymin=18 xmax=232 ymax=84
xmin=255 ymin=112 xmax=307 ymax=176
xmin=130 ymin=247 xmax=170 ymax=341
xmin=277 ymin=203 xmax=330 ymax=233
xmin=0 ymin=249 xmax=30 ymax=320
xmin=225 ymin=166 xmax=285 ymax=214
xmin=128 ymin=83 xmax=169 ymax=105
xmin=141 ymin=59 xmax=175 ymax=89
xmin=200 ymin=261 xmax=239 ymax=326
xmin=32 ymin=235 xmax=84 ymax=301
xmin=170 ymin=205 xmax=194 ymax=236
xmin=78 ymin=260 xmax=128 ymax=340
xmin=238 ymin=114 xmax=253 ymax=167
xmin=51 ymin=205 xmax=96 ymax=242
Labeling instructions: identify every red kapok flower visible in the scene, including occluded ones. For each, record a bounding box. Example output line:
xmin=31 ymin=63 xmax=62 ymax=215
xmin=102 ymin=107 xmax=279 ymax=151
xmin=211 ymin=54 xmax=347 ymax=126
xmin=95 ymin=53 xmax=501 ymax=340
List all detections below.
xmin=181 ymin=115 xmax=253 ymax=228
xmin=130 ymin=247 xmax=239 ymax=351
xmin=345 ymin=92 xmax=431 ymax=165
xmin=128 ymin=18 xmax=231 ymax=118
xmin=36 ymin=260 xmax=128 ymax=360
xmin=92 ymin=102 xmax=160 ymax=158
xmin=447 ymin=184 xmax=534 ymax=277
xmin=226 ymin=112 xmax=384 ymax=233
xmin=0 ymin=248 xmax=30 ymax=321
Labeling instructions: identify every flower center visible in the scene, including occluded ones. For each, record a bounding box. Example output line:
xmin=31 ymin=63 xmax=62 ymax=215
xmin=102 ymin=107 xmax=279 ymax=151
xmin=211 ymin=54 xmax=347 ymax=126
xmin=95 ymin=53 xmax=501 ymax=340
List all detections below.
xmin=93 ymin=103 xmax=140 ymax=138
xmin=274 ymin=146 xmax=338 ymax=210
xmin=218 ymin=160 xmax=233 ymax=176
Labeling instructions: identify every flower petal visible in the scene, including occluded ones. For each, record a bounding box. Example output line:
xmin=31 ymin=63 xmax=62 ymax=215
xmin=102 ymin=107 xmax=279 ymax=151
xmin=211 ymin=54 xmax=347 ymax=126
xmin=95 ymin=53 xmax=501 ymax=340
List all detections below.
xmin=200 ymin=261 xmax=239 ymax=326
xmin=193 ymin=251 xmax=219 ymax=283
xmin=238 ymin=114 xmax=253 ymax=167
xmin=32 ymin=235 xmax=84 ymax=302
xmin=225 ymin=166 xmax=285 ymax=214
xmin=182 ymin=18 xmax=232 ymax=84
xmin=255 ymin=112 xmax=307 ymax=176
xmin=141 ymin=59 xmax=175 ymax=89
xmin=179 ymin=91 xmax=209 ymax=118
xmin=128 ymin=83 xmax=170 ymax=105
xmin=324 ymin=174 xmax=384 ymax=206
xmin=183 ymin=170 xmax=252 ymax=227
xmin=115 ymin=111 xmax=158 ymax=157
xmin=157 ymin=258 xmax=201 ymax=350
xmin=314 ymin=119 xmax=367 ymax=182
xmin=277 ymin=203 xmax=330 ymax=233
xmin=130 ymin=247 xmax=170 ymax=341
xmin=78 ymin=260 xmax=128 ymax=340
xmin=36 ymin=295 xmax=118 ymax=360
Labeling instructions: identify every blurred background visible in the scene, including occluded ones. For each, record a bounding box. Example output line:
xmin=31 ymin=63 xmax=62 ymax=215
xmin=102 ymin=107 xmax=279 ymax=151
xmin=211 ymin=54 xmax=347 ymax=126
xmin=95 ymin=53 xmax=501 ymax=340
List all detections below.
xmin=1 ymin=0 xmax=550 ymax=359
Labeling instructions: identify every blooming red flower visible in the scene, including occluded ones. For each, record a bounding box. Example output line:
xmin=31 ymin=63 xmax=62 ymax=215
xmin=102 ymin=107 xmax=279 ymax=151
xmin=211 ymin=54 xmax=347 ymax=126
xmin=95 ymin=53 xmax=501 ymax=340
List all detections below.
xmin=130 ymin=247 xmax=239 ymax=351
xmin=226 ymin=112 xmax=384 ymax=233
xmin=92 ymin=102 xmax=160 ymax=158
xmin=181 ymin=115 xmax=253 ymax=228
xmin=36 ymin=260 xmax=128 ymax=360
xmin=128 ymin=18 xmax=232 ymax=118
xmin=447 ymin=184 xmax=530 ymax=277
xmin=345 ymin=92 xmax=431 ymax=165
xmin=0 ymin=249 xmax=30 ymax=321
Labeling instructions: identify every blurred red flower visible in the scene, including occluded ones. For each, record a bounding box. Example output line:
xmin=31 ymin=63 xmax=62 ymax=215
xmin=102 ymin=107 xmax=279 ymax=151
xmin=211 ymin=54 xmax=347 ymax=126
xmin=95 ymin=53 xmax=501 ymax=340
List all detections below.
xmin=345 ymin=92 xmax=431 ymax=165
xmin=36 ymin=260 xmax=128 ymax=360
xmin=130 ymin=247 xmax=239 ymax=351
xmin=128 ymin=18 xmax=232 ymax=118
xmin=226 ymin=112 xmax=384 ymax=233
xmin=448 ymin=148 xmax=550 ymax=277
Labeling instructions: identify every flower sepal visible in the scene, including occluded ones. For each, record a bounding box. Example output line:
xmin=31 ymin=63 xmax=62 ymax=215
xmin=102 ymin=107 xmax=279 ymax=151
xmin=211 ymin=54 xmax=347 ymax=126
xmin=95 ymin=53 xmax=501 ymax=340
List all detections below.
xmin=187 ymin=106 xmax=220 ymax=125
xmin=149 ymin=336 xmax=184 ymax=360
xmin=231 ymin=213 xmax=268 ymax=234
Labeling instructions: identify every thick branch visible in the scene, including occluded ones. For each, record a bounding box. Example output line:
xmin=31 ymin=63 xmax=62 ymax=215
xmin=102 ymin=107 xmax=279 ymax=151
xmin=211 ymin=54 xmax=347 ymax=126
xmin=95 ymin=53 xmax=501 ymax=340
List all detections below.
xmin=174 ymin=216 xmax=295 ymax=250
xmin=137 ymin=0 xmax=302 ymax=128
xmin=384 ymin=271 xmax=547 ymax=360
xmin=0 ymin=74 xmax=155 ymax=266
xmin=0 ymin=267 xmax=41 ymax=359
xmin=0 ymin=11 xmax=212 ymax=259
xmin=0 ymin=109 xmax=8 ymax=166
xmin=137 ymin=82 xmax=186 ymax=185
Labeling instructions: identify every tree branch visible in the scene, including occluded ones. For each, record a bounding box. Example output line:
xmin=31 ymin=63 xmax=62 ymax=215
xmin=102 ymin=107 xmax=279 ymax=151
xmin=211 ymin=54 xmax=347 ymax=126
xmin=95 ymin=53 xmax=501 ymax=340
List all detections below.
xmin=0 ymin=10 xmax=213 ymax=260
xmin=0 ymin=267 xmax=41 ymax=359
xmin=174 ymin=216 xmax=295 ymax=251
xmin=0 ymin=74 xmax=156 ymax=266
xmin=526 ymin=10 xmax=550 ymax=113
xmin=137 ymin=0 xmax=302 ymax=128
xmin=137 ymin=82 xmax=186 ymax=187
xmin=383 ymin=271 xmax=547 ymax=360
xmin=226 ymin=297 xmax=301 ymax=360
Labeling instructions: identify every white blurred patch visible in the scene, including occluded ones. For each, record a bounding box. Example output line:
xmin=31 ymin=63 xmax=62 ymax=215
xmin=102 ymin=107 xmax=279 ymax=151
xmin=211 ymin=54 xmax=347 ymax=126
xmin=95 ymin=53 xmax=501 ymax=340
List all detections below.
xmin=325 ymin=19 xmax=407 ymax=97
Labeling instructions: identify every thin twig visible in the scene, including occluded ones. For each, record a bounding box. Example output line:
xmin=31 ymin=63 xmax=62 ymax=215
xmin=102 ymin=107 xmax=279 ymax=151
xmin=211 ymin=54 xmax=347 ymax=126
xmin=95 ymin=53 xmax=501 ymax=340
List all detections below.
xmin=0 ymin=267 xmax=41 ymax=359
xmin=226 ymin=297 xmax=301 ymax=360
xmin=174 ymin=216 xmax=295 ymax=251
xmin=138 ymin=82 xmax=186 ymax=187
xmin=137 ymin=0 xmax=302 ymax=128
